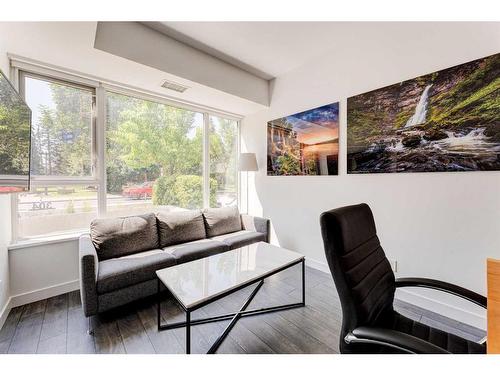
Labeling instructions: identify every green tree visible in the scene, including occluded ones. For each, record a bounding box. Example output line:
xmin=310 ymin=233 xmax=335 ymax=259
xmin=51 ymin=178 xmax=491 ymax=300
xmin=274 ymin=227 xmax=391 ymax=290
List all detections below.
xmin=109 ymin=97 xmax=202 ymax=177
xmin=277 ymin=153 xmax=301 ymax=175
xmin=30 ymin=81 xmax=92 ymax=177
xmin=153 ymin=174 xmax=217 ymax=208
xmin=209 ymin=117 xmax=238 ymax=193
xmin=0 ymin=72 xmax=31 ymax=176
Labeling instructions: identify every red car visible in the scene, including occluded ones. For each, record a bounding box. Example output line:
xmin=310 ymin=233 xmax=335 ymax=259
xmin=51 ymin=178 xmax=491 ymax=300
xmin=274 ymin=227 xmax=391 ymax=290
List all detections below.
xmin=122 ymin=182 xmax=154 ymax=199
xmin=0 ymin=186 xmax=25 ymax=193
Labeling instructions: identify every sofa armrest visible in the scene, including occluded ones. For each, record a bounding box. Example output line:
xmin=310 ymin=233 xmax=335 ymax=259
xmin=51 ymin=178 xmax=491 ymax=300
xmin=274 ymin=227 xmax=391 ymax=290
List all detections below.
xmin=79 ymin=234 xmax=99 ymax=317
xmin=241 ymin=214 xmax=270 ymax=243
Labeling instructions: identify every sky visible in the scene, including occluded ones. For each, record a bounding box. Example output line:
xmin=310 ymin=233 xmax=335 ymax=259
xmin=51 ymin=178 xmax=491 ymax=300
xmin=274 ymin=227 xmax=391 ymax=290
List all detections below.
xmin=286 ymin=103 xmax=339 ymax=130
xmin=24 ymin=76 xmax=56 ymax=130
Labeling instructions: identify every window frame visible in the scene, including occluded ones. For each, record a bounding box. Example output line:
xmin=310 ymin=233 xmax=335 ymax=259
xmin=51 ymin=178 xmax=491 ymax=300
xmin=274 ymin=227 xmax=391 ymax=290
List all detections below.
xmin=19 ymin=71 xmax=99 ymax=183
xmin=10 ymin=60 xmax=241 ymax=243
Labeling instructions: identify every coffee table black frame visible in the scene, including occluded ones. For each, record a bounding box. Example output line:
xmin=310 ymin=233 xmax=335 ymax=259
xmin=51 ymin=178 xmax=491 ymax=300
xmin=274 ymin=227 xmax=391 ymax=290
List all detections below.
xmin=157 ymin=257 xmax=305 ymax=354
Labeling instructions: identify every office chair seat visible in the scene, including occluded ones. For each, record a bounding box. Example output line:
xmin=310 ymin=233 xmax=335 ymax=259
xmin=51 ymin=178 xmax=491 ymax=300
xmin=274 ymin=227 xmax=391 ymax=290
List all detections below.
xmin=382 ymin=312 xmax=486 ymax=354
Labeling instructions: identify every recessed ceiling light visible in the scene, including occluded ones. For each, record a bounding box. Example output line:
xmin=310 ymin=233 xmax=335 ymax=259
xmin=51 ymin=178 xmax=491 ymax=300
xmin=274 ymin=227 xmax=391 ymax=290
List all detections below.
xmin=161 ymin=80 xmax=189 ymax=93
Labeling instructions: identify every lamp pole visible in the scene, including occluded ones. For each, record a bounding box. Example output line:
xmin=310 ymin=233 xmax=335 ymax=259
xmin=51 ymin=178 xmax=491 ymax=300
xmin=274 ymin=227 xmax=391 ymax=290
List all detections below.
xmin=246 ymin=170 xmax=249 ymax=214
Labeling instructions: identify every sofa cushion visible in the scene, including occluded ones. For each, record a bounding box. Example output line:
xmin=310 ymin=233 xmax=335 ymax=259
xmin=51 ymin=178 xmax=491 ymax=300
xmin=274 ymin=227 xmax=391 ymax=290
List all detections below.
xmin=91 ymin=213 xmax=159 ymax=261
xmin=156 ymin=209 xmax=206 ymax=247
xmin=203 ymin=206 xmax=242 ymax=237
xmin=211 ymin=230 xmax=266 ymax=249
xmin=97 ymin=249 xmax=176 ymax=294
xmin=163 ymin=239 xmax=229 ymax=264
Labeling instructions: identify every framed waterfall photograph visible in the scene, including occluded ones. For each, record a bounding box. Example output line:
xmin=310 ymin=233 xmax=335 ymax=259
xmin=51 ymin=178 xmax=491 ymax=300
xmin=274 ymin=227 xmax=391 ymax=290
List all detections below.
xmin=347 ymin=52 xmax=500 ymax=173
xmin=267 ymin=102 xmax=339 ymax=176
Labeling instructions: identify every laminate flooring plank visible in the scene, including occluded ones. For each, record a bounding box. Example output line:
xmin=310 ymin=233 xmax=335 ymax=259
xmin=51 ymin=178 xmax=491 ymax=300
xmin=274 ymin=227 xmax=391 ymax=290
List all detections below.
xmin=136 ymin=302 xmax=184 ymax=354
xmin=66 ymin=308 xmax=96 ymax=354
xmin=116 ymin=311 xmax=155 ymax=354
xmin=0 ymin=306 xmax=24 ymax=345
xmin=39 ymin=294 xmax=68 ymax=342
xmin=93 ymin=312 xmax=126 ymax=354
xmin=8 ymin=308 xmax=45 ymax=354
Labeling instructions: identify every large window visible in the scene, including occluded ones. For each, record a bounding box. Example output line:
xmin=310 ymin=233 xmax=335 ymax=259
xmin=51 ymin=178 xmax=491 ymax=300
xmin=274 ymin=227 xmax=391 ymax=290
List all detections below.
xmin=18 ymin=185 xmax=98 ymax=238
xmin=17 ymin=73 xmax=97 ymax=238
xmin=209 ymin=115 xmax=238 ymax=208
xmin=25 ymin=75 xmax=94 ymax=177
xmin=13 ymin=67 xmax=240 ymax=240
xmin=106 ymin=92 xmax=204 ymax=216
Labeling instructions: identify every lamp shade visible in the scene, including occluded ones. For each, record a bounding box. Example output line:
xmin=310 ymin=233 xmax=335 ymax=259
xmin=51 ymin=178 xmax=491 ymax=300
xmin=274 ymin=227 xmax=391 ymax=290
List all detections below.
xmin=239 ymin=153 xmax=258 ymax=172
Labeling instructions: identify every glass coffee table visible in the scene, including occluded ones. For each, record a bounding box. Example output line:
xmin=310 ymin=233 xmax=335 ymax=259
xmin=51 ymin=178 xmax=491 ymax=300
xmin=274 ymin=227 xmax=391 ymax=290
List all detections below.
xmin=156 ymin=241 xmax=305 ymax=354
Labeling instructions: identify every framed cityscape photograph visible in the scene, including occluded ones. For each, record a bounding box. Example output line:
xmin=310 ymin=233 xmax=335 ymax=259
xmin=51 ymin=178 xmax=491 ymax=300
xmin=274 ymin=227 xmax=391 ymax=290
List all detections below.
xmin=267 ymin=103 xmax=339 ymax=176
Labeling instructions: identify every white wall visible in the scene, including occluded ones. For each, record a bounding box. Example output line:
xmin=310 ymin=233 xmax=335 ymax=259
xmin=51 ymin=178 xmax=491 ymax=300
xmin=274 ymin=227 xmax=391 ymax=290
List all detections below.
xmin=0 ymin=45 xmax=12 ymax=325
xmin=242 ymin=22 xmax=500 ymax=329
xmin=0 ymin=196 xmax=11 ymax=326
xmin=8 ymin=240 xmax=79 ymax=306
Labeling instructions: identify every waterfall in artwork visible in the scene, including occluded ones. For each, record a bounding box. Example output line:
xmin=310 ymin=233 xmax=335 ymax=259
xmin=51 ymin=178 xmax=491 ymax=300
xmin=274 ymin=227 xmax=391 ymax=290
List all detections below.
xmin=405 ymin=84 xmax=433 ymax=128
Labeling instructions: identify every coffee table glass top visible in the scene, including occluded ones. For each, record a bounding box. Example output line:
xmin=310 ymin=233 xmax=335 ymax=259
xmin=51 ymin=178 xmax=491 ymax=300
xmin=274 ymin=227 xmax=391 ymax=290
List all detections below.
xmin=156 ymin=242 xmax=304 ymax=309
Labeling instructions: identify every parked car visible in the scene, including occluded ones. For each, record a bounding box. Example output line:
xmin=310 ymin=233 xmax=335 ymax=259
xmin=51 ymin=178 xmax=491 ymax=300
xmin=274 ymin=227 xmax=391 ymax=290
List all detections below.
xmin=122 ymin=181 xmax=154 ymax=199
xmin=0 ymin=186 xmax=24 ymax=193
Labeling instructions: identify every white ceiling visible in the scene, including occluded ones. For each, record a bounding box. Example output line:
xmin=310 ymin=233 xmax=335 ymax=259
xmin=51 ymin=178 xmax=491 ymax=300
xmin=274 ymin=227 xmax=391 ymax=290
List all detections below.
xmin=151 ymin=22 xmax=500 ymax=85
xmin=154 ymin=22 xmax=346 ymax=79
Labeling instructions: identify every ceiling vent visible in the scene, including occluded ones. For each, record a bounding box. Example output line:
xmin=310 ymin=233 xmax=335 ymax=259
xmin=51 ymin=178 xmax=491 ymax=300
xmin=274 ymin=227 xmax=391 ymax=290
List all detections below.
xmin=161 ymin=80 xmax=189 ymax=93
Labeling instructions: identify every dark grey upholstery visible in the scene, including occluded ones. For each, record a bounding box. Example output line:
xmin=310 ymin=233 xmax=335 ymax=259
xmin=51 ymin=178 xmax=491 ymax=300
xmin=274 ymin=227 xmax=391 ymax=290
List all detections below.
xmin=203 ymin=206 xmax=242 ymax=237
xmin=90 ymin=213 xmax=159 ymax=260
xmin=80 ymin=211 xmax=270 ymax=317
xmin=212 ymin=230 xmax=267 ymax=249
xmin=98 ymin=279 xmax=158 ymax=313
xmin=79 ymin=234 xmax=99 ymax=316
xmin=97 ymin=249 xmax=176 ymax=293
xmin=163 ymin=238 xmax=229 ymax=264
xmin=241 ymin=214 xmax=271 ymax=242
xmin=156 ymin=209 xmax=206 ymax=247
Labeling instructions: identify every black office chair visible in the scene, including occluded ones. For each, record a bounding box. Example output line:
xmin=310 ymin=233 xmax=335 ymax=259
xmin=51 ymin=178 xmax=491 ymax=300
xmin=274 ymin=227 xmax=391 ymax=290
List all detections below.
xmin=320 ymin=203 xmax=487 ymax=354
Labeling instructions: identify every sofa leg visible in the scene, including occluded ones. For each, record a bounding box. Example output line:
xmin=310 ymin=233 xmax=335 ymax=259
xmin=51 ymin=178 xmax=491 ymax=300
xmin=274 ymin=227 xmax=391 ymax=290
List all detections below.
xmin=87 ymin=316 xmax=94 ymax=335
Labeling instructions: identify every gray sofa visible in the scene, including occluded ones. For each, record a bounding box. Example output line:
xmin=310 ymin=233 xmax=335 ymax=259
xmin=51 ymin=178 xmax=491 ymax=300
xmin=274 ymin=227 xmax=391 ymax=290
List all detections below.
xmin=79 ymin=206 xmax=270 ymax=317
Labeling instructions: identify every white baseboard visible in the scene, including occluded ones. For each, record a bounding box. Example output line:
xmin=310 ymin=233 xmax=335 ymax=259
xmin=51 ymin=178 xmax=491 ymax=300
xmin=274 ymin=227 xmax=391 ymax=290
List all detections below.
xmin=0 ymin=297 xmax=12 ymax=330
xmin=10 ymin=280 xmax=79 ymax=309
xmin=304 ymin=257 xmax=486 ymax=330
xmin=396 ymin=288 xmax=486 ymax=330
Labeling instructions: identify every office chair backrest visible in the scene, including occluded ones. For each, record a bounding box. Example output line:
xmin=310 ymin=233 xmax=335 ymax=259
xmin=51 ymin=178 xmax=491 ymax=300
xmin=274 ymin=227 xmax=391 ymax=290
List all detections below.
xmin=320 ymin=203 xmax=395 ymax=351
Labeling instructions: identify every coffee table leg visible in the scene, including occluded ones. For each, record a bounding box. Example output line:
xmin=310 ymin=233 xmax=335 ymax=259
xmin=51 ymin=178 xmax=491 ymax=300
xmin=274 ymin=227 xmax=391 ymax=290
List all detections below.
xmin=157 ymin=278 xmax=161 ymax=330
xmin=186 ymin=310 xmax=191 ymax=354
xmin=302 ymin=259 xmax=306 ymax=306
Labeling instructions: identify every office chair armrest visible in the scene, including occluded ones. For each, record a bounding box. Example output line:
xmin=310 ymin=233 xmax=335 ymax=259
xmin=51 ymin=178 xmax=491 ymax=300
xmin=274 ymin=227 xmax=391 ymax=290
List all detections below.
xmin=395 ymin=277 xmax=486 ymax=309
xmin=349 ymin=327 xmax=450 ymax=354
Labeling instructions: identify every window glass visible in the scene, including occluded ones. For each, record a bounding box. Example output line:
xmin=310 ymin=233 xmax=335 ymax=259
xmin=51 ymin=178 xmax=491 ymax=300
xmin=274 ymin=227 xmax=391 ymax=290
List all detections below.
xmin=15 ymin=69 xmax=240 ymax=240
xmin=18 ymin=185 xmax=98 ymax=238
xmin=106 ymin=92 xmax=204 ymax=216
xmin=209 ymin=116 xmax=238 ymax=207
xmin=24 ymin=75 xmax=94 ymax=177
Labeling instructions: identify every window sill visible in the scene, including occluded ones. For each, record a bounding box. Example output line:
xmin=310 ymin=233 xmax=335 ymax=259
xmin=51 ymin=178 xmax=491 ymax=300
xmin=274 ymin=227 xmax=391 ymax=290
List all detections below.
xmin=8 ymin=230 xmax=88 ymax=251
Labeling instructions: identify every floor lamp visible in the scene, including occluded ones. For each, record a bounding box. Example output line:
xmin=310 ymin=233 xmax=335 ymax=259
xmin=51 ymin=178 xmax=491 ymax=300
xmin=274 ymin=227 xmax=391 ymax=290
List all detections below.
xmin=239 ymin=153 xmax=258 ymax=214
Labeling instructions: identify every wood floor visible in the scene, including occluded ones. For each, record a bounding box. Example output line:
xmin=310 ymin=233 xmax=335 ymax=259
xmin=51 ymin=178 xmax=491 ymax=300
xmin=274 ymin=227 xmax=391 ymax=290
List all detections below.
xmin=0 ymin=265 xmax=486 ymax=354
